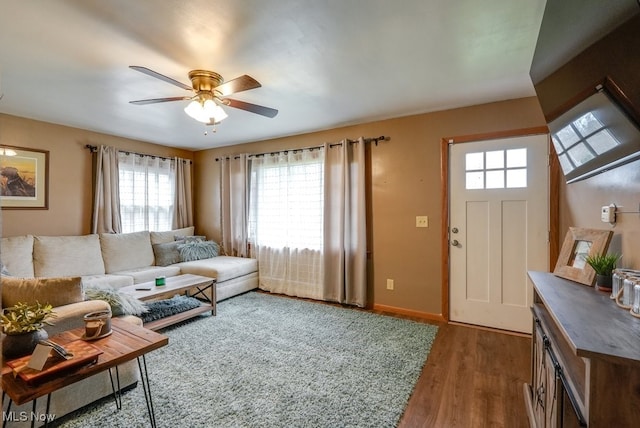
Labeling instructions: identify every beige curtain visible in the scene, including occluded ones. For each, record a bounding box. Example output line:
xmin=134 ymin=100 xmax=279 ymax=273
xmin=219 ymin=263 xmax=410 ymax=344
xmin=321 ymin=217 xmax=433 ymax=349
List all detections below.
xmin=173 ymin=158 xmax=193 ymax=229
xmin=91 ymin=145 xmax=121 ymax=234
xmin=220 ymin=154 xmax=249 ymax=257
xmin=322 ymin=138 xmax=367 ymax=307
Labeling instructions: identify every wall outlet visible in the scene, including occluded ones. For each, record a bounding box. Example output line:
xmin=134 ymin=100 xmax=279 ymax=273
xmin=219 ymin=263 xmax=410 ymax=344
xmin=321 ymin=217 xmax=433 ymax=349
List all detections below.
xmin=416 ymin=216 xmax=429 ymax=228
xmin=386 ymin=279 xmax=394 ymax=290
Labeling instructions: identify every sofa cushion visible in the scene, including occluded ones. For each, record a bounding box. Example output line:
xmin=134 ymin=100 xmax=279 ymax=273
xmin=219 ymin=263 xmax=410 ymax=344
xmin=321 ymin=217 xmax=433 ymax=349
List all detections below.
xmin=149 ymin=226 xmax=195 ymax=245
xmin=176 ymin=256 xmax=258 ymax=282
xmin=34 ymin=235 xmax=105 ymax=277
xmin=111 ymin=265 xmax=181 ymax=284
xmin=2 ymin=276 xmax=84 ymax=308
xmin=82 ymin=274 xmax=134 ymax=290
xmin=0 ymin=235 xmax=35 ymax=277
xmin=100 ymin=231 xmax=154 ymax=273
xmin=152 ymin=241 xmax=183 ymax=266
xmin=178 ymin=240 xmax=219 ymax=261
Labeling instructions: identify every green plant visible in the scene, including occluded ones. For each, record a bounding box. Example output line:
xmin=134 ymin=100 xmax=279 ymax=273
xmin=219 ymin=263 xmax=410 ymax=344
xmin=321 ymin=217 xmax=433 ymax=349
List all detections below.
xmin=585 ymin=253 xmax=621 ymax=276
xmin=1 ymin=302 xmax=56 ymax=334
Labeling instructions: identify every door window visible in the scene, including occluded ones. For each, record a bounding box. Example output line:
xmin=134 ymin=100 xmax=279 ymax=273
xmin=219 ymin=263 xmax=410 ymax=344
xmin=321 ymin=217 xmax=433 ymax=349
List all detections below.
xmin=465 ymin=148 xmax=527 ymax=190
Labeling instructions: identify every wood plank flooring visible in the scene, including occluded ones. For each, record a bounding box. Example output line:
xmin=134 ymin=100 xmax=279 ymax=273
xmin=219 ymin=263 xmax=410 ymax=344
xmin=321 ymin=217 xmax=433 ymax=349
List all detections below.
xmin=398 ymin=322 xmax=531 ymax=428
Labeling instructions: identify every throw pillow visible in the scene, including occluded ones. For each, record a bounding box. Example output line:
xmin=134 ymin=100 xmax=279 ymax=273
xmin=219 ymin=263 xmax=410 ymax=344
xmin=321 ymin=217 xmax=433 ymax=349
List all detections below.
xmin=175 ymin=235 xmax=206 ymax=243
xmin=152 ymin=241 xmax=183 ymax=267
xmin=178 ymin=240 xmax=219 ymax=262
xmin=2 ymin=276 xmax=84 ymax=308
xmin=84 ymin=285 xmax=148 ymax=316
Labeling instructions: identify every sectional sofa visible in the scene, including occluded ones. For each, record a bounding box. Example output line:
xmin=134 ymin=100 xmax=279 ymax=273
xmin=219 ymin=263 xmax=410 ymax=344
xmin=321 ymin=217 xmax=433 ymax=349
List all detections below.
xmin=0 ymin=227 xmax=258 ymax=426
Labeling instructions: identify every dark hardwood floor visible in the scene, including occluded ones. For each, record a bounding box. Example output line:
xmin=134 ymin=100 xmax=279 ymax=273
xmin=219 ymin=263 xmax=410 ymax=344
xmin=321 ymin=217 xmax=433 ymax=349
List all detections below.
xmin=397 ymin=322 xmax=531 ymax=428
xmin=258 ymin=291 xmax=532 ymax=427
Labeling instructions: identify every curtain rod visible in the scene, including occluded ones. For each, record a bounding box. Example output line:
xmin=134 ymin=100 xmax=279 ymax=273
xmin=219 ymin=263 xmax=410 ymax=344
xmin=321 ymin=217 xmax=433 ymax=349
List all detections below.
xmin=214 ymin=135 xmax=389 ymax=162
xmin=85 ymin=144 xmax=192 ymax=164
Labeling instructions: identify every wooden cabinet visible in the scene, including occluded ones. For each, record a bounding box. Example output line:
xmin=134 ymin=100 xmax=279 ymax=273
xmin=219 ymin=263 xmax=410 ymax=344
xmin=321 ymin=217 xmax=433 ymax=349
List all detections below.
xmin=524 ymin=271 xmax=640 ymax=427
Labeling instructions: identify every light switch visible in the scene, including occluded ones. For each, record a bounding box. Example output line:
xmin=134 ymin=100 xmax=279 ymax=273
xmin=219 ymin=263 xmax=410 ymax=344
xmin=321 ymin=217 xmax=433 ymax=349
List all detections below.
xmin=416 ymin=216 xmax=429 ymax=228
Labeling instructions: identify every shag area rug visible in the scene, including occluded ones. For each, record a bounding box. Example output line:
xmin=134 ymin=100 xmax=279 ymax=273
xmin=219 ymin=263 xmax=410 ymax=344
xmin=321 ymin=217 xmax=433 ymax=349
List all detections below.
xmin=56 ymin=292 xmax=438 ymax=428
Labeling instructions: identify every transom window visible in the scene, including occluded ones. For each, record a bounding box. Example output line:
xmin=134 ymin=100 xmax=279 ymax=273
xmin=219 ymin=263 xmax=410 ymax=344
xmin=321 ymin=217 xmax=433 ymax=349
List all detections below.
xmin=465 ymin=148 xmax=527 ymax=190
xmin=551 ymin=111 xmax=620 ymax=175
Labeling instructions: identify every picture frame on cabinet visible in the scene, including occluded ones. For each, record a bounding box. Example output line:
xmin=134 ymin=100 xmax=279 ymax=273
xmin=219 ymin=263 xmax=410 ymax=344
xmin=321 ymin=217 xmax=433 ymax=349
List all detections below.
xmin=553 ymin=227 xmax=613 ymax=286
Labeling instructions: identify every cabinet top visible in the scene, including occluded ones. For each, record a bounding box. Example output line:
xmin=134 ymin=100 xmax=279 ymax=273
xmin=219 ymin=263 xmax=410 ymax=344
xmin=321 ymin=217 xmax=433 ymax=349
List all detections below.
xmin=529 ymin=271 xmax=640 ymax=365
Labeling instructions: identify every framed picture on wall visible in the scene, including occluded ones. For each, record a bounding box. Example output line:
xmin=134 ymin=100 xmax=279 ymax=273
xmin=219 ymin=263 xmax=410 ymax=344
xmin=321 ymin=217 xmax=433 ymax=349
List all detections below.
xmin=0 ymin=145 xmax=49 ymax=209
xmin=553 ymin=227 xmax=613 ymax=286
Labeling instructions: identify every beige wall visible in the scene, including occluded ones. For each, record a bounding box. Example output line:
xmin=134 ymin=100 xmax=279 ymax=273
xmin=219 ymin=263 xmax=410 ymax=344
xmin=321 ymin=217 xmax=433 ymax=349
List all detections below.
xmin=0 ymin=114 xmax=193 ymax=237
xmin=534 ymin=14 xmax=640 ymax=270
xmin=559 ymin=160 xmax=640 ymax=269
xmin=194 ymin=97 xmax=546 ymax=317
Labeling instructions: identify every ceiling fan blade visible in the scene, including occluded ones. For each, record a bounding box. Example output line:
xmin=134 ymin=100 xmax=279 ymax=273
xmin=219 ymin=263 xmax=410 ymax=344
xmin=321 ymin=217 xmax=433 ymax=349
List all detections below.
xmin=129 ymin=66 xmax=193 ymax=91
xmin=224 ymin=98 xmax=278 ymax=118
xmin=129 ymin=96 xmax=192 ymax=105
xmin=215 ymin=75 xmax=261 ymax=96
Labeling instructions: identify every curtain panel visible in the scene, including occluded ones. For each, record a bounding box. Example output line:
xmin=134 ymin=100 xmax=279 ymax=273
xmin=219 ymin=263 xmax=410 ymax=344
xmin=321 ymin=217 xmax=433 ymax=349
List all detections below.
xmin=91 ymin=145 xmax=122 ymax=234
xmin=219 ymin=154 xmax=249 ymax=257
xmin=322 ymin=138 xmax=367 ymax=307
xmin=173 ymin=158 xmax=193 ymax=229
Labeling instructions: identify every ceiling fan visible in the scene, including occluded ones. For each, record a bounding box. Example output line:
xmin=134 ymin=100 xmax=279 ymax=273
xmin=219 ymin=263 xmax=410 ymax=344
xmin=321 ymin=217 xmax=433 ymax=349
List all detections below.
xmin=128 ymin=66 xmax=278 ymax=125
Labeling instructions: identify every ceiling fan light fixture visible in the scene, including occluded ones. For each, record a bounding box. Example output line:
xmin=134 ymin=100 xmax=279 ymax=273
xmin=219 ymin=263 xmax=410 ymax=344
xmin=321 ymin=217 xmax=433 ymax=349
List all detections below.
xmin=204 ymin=100 xmax=228 ymax=123
xmin=184 ymin=98 xmax=228 ymax=124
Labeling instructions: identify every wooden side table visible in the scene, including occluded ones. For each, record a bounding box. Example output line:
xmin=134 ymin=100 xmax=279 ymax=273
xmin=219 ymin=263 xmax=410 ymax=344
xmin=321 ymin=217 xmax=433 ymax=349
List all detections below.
xmin=2 ymin=319 xmax=168 ymax=428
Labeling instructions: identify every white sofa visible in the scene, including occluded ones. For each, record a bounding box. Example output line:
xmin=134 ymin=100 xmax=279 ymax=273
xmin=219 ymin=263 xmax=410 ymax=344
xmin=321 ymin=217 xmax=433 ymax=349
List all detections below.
xmin=0 ymin=227 xmax=258 ymax=426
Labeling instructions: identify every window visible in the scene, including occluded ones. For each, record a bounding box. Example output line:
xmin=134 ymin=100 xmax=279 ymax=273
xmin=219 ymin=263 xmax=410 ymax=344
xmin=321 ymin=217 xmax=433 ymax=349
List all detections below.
xmin=548 ymin=79 xmax=640 ymax=183
xmin=552 ymin=112 xmax=620 ymax=175
xmin=465 ymin=148 xmax=527 ymax=190
xmin=118 ymin=153 xmax=174 ymax=233
xmin=248 ymin=150 xmax=324 ymax=251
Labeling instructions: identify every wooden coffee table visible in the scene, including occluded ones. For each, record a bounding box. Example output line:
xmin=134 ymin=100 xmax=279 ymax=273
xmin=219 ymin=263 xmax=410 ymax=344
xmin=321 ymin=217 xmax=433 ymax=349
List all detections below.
xmin=1 ymin=318 xmax=167 ymax=428
xmin=119 ymin=274 xmax=217 ymax=331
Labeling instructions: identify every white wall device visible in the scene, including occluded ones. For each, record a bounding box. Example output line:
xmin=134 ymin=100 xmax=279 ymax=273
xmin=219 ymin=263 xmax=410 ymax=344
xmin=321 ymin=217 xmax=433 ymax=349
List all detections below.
xmin=601 ymin=203 xmax=616 ymax=223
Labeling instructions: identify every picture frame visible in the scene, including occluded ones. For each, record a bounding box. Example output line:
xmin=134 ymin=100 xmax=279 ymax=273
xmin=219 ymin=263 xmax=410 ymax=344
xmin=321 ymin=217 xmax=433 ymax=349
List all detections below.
xmin=0 ymin=145 xmax=49 ymax=209
xmin=553 ymin=227 xmax=613 ymax=286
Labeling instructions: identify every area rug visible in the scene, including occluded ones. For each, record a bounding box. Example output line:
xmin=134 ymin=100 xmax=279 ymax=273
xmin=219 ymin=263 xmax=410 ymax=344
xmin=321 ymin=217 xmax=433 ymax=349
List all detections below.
xmin=56 ymin=292 xmax=438 ymax=428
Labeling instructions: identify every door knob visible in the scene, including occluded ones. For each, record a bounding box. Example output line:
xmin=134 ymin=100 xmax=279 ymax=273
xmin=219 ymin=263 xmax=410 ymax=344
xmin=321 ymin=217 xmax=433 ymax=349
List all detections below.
xmin=451 ymin=239 xmax=459 ymax=246
xmin=452 ymin=227 xmax=459 ymax=233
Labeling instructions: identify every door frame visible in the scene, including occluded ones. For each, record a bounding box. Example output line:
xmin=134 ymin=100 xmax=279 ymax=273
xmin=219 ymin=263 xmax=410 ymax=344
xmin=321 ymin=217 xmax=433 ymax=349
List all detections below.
xmin=440 ymin=126 xmax=559 ymax=322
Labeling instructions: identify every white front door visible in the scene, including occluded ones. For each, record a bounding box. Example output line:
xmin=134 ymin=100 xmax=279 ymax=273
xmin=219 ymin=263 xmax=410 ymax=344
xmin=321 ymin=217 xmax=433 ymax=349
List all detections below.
xmin=449 ymin=134 xmax=549 ymax=333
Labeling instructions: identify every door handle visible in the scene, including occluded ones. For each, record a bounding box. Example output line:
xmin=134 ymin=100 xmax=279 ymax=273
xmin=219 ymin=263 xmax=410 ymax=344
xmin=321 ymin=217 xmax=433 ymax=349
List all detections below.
xmin=451 ymin=240 xmax=459 ymax=246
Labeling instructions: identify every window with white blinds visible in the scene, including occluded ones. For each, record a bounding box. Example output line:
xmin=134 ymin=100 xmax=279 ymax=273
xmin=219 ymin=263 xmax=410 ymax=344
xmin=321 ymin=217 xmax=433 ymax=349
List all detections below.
xmin=118 ymin=152 xmax=174 ymax=233
xmin=248 ymin=150 xmax=324 ymax=251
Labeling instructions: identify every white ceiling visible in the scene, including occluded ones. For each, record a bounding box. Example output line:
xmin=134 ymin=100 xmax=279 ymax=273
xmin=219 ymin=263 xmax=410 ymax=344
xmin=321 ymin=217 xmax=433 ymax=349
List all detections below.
xmin=0 ymin=0 xmax=547 ymax=150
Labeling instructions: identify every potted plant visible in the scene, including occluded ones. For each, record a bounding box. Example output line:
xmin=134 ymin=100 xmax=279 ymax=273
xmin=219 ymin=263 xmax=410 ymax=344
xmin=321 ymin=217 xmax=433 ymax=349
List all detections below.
xmin=585 ymin=253 xmax=620 ymax=292
xmin=1 ymin=302 xmax=56 ymax=360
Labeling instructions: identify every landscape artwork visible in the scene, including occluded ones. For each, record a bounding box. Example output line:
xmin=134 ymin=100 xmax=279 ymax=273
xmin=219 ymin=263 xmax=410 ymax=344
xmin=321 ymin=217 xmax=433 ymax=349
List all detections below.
xmin=0 ymin=146 xmax=49 ymax=209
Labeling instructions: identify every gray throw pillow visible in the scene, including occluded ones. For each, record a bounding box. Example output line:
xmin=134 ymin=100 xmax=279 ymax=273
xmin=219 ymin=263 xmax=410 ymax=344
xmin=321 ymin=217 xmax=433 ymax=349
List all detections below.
xmin=175 ymin=235 xmax=206 ymax=243
xmin=152 ymin=241 xmax=183 ymax=266
xmin=84 ymin=285 xmax=148 ymax=316
xmin=178 ymin=240 xmax=219 ymax=262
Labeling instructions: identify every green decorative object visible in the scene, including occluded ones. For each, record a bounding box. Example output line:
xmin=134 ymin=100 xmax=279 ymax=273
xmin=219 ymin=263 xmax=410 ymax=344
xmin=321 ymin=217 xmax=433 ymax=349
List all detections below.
xmin=1 ymin=302 xmax=56 ymax=359
xmin=585 ymin=253 xmax=620 ymax=291
xmin=584 ymin=253 xmax=620 ymax=276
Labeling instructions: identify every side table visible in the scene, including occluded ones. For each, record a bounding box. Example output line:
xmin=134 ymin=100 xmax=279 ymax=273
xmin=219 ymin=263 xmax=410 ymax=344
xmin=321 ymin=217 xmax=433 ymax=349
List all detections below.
xmin=2 ymin=319 xmax=168 ymax=427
